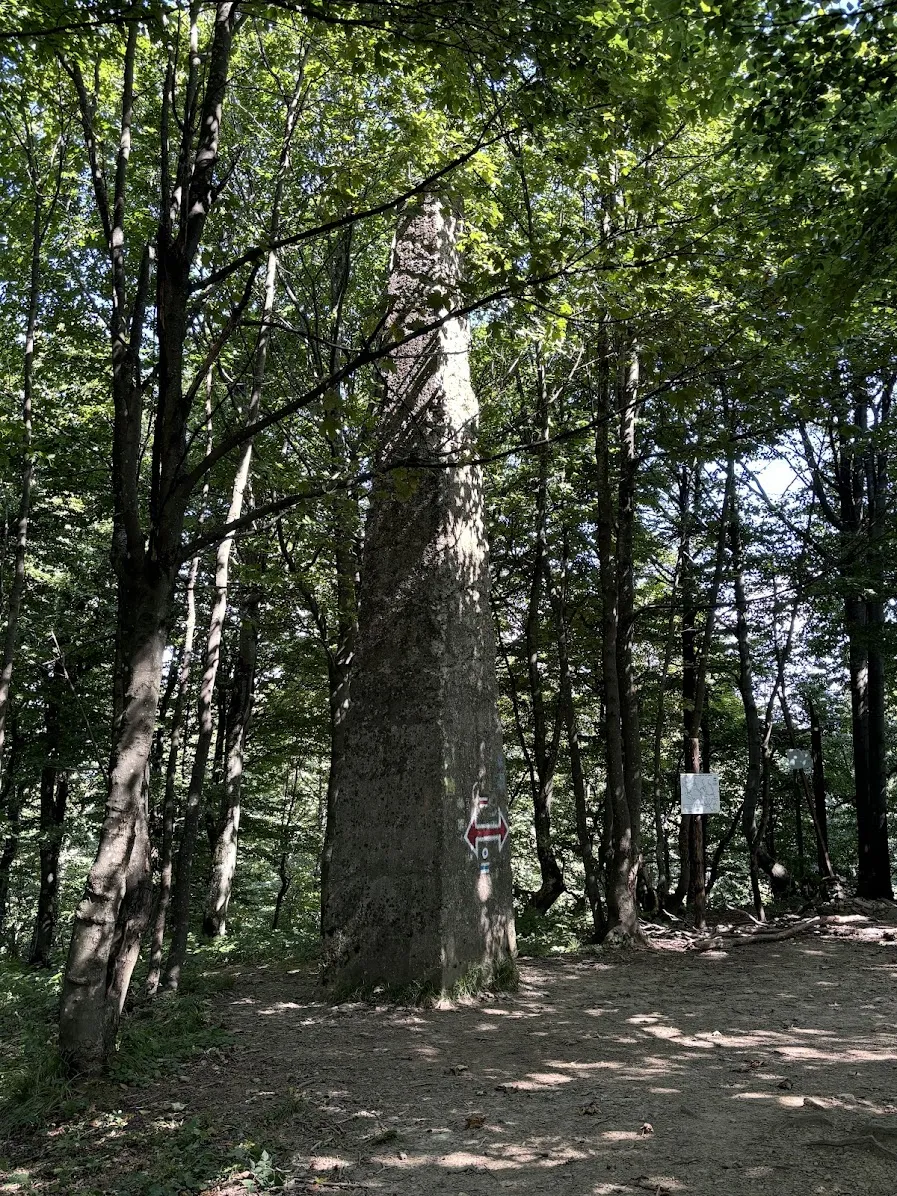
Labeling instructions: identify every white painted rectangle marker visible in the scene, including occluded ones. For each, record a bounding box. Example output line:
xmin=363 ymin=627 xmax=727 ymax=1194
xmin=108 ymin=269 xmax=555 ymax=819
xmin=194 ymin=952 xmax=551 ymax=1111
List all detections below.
xmin=784 ymin=748 xmax=812 ymax=772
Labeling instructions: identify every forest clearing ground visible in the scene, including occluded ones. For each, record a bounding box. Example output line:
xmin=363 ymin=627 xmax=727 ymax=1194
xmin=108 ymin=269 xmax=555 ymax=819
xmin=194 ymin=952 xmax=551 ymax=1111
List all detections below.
xmin=3 ymin=914 xmax=897 ymax=1196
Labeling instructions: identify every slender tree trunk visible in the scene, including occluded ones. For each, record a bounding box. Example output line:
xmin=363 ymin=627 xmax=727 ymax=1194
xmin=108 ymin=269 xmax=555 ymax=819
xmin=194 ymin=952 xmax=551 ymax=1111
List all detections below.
xmin=145 ymin=552 xmax=202 ymax=996
xmin=862 ymin=601 xmax=892 ymax=897
xmin=596 ymin=345 xmax=639 ymax=939
xmin=728 ymin=476 xmax=791 ymax=916
xmin=163 ymin=68 xmax=296 ymax=986
xmin=29 ymin=659 xmax=67 ymax=966
xmin=777 ymin=685 xmax=835 ymax=881
xmin=59 ymin=5 xmax=239 ymax=1072
xmin=681 ymin=575 xmax=705 ymax=928
xmin=668 ymin=468 xmax=696 ymax=913
xmin=203 ymin=583 xmax=260 ymax=936
xmin=206 ymin=663 xmax=229 ymax=850
xmin=808 ymin=695 xmax=831 ymax=877
xmin=0 ymin=721 xmax=22 ymax=939
xmin=273 ymin=763 xmax=300 ymax=931
xmin=861 ymin=400 xmax=892 ymax=897
xmin=523 ymin=348 xmax=564 ymax=915
xmin=611 ymin=349 xmax=643 ymax=935
xmin=650 ymin=553 xmax=681 ymax=904
xmin=670 ymin=453 xmax=732 ymax=925
xmin=163 ymin=490 xmax=247 ymax=989
xmin=272 ymin=857 xmax=291 ymax=930
xmin=706 ymin=800 xmax=745 ymax=896
xmin=29 ymin=775 xmax=68 ymax=967
xmin=0 ymin=180 xmax=42 ymax=772
xmin=549 ymin=544 xmax=605 ymax=938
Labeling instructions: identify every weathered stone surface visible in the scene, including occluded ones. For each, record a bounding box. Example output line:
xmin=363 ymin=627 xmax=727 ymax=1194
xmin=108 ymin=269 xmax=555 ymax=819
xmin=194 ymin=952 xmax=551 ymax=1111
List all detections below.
xmin=322 ymin=195 xmax=516 ymax=993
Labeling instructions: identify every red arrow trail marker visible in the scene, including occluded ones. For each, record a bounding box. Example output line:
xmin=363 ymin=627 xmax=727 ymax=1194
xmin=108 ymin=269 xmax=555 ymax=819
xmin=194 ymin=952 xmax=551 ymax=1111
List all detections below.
xmin=465 ymin=808 xmax=509 ymax=854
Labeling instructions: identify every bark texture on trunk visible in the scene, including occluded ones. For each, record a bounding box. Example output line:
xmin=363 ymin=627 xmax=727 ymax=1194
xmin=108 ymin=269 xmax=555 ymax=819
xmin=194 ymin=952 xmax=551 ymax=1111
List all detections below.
xmin=596 ymin=344 xmax=642 ymax=941
xmin=322 ymin=195 xmax=516 ymax=993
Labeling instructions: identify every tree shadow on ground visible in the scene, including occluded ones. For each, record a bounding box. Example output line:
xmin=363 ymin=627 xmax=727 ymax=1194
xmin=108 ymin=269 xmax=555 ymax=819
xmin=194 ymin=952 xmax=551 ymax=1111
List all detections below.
xmin=3 ymin=928 xmax=897 ymax=1196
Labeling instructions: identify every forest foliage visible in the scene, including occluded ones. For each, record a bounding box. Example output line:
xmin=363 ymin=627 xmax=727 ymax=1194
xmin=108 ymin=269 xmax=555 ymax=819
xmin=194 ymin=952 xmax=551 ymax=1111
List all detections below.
xmin=0 ymin=0 xmax=893 ymax=1092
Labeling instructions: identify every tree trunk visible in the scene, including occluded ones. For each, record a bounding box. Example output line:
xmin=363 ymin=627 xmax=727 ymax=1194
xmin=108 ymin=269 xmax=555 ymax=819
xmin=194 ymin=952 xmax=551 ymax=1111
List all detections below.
xmin=29 ymin=659 xmax=67 ymax=967
xmin=549 ymin=545 xmax=605 ymax=938
xmin=59 ymin=4 xmax=239 ymax=1072
xmin=0 ymin=720 xmax=22 ymax=940
xmin=523 ymin=348 xmax=564 ymax=915
xmin=0 ymin=171 xmax=43 ymax=774
xmin=777 ymin=685 xmax=834 ymax=881
xmin=272 ymin=763 xmax=300 ymax=932
xmin=272 ymin=854 xmax=291 ymax=931
xmin=650 ymin=553 xmax=681 ymax=904
xmin=861 ymin=602 xmax=892 ymax=897
xmin=163 ymin=66 xmax=295 ymax=986
xmin=606 ymin=348 xmax=642 ymax=938
xmin=206 ymin=661 xmax=229 ymax=851
xmin=728 ymin=474 xmax=791 ymax=917
xmin=668 ymin=467 xmax=696 ymax=913
xmin=59 ymin=580 xmax=163 ymax=1073
xmin=145 ymin=552 xmax=203 ymax=996
xmin=596 ymin=344 xmax=639 ymax=940
xmin=163 ymin=477 xmax=246 ymax=989
xmin=808 ymin=694 xmax=831 ymax=877
xmin=203 ymin=583 xmax=260 ymax=936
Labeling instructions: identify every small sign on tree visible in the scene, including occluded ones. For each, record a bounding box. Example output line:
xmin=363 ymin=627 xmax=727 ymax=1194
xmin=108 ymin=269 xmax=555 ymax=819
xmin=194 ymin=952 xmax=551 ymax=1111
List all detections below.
xmin=680 ymin=773 xmax=720 ymax=814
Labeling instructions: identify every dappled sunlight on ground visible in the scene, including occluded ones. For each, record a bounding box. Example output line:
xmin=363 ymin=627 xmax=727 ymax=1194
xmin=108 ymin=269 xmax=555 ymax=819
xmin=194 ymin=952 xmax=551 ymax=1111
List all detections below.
xmin=198 ymin=929 xmax=897 ymax=1196
xmin=5 ymin=925 xmax=897 ymax=1196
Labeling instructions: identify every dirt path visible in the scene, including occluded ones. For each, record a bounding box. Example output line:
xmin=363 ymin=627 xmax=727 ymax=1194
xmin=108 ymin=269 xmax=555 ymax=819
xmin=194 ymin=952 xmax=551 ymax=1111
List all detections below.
xmin=5 ymin=923 xmax=897 ymax=1196
xmin=190 ymin=927 xmax=897 ymax=1196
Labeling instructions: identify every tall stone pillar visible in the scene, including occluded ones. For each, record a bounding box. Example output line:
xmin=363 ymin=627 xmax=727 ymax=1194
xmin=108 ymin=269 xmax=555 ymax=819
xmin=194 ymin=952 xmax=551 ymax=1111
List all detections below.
xmin=322 ymin=195 xmax=516 ymax=994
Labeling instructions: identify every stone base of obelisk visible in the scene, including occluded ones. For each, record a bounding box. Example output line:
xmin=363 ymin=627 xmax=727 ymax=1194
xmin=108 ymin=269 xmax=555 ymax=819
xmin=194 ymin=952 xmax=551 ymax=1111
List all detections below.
xmin=320 ymin=195 xmax=515 ymax=996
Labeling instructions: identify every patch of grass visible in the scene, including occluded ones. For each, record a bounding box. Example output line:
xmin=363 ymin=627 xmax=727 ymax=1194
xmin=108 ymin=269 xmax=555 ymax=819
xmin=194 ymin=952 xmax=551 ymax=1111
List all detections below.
xmin=0 ymin=964 xmax=73 ymax=1136
xmin=450 ymin=955 xmax=519 ymax=999
xmin=514 ymin=897 xmax=594 ymax=957
xmin=0 ymin=955 xmax=234 ymax=1138
xmin=184 ymin=922 xmax=322 ymax=971
xmin=112 ymin=991 xmax=232 ymax=1086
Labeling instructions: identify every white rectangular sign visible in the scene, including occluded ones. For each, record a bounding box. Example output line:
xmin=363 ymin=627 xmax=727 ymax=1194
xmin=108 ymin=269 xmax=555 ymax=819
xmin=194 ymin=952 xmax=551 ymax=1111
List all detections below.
xmin=784 ymin=748 xmax=812 ymax=772
xmin=680 ymin=772 xmax=720 ymax=814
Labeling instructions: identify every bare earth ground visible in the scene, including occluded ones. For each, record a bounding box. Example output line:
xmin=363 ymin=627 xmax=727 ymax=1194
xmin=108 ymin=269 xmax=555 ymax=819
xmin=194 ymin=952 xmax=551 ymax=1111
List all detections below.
xmin=5 ymin=915 xmax=897 ymax=1196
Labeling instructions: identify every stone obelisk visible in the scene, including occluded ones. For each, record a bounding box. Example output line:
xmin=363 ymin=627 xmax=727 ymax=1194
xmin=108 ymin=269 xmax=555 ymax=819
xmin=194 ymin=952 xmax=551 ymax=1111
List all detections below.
xmin=322 ymin=195 xmax=516 ymax=993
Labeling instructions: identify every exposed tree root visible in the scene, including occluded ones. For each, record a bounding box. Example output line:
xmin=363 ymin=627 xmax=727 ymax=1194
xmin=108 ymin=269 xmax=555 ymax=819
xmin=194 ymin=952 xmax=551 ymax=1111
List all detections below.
xmin=688 ymin=916 xmax=821 ymax=951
